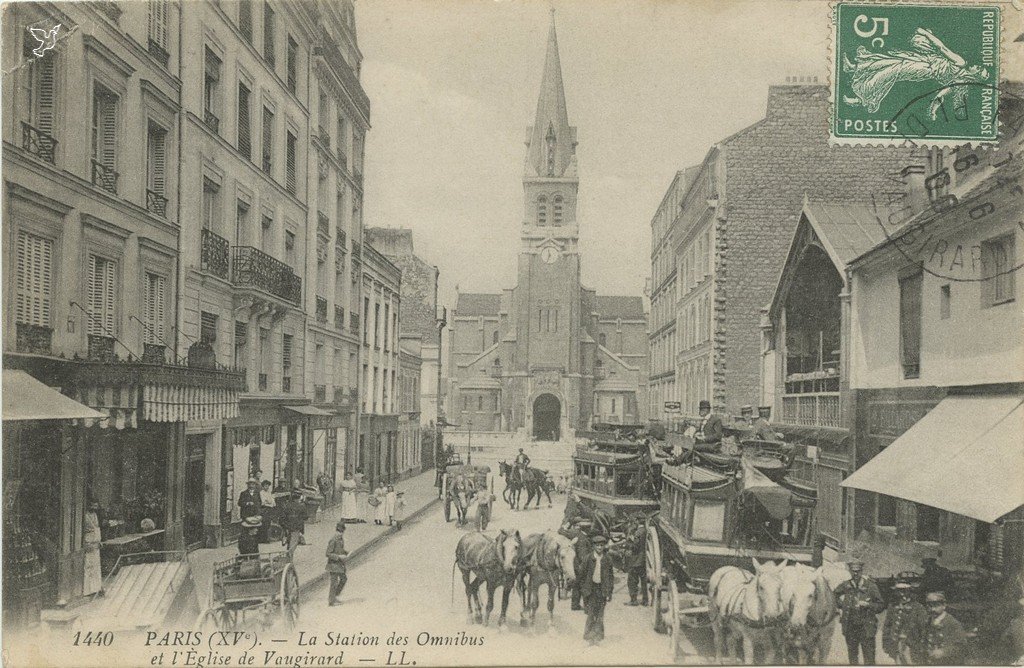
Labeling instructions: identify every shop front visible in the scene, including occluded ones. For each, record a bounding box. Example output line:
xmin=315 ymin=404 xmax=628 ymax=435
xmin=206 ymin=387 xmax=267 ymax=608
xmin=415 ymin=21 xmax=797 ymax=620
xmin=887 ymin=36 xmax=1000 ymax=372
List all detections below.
xmin=359 ymin=414 xmax=399 ymax=489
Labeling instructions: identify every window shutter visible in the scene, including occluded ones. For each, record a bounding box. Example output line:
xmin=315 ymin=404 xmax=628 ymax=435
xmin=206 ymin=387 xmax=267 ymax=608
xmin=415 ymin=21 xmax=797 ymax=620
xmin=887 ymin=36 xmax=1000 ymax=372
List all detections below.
xmin=16 ymin=231 xmax=53 ymax=326
xmin=103 ymin=257 xmax=116 ymax=334
xmin=286 ymin=131 xmax=296 ymax=192
xmin=262 ymin=107 xmax=273 ymax=171
xmin=145 ymin=273 xmax=165 ymax=343
xmin=149 ymin=0 xmax=168 ymax=49
xmin=238 ymin=84 xmax=251 ymax=158
xmin=149 ymin=128 xmax=166 ymax=195
xmin=36 ymin=56 xmax=56 ymax=134
xmin=100 ymin=94 xmax=117 ymax=170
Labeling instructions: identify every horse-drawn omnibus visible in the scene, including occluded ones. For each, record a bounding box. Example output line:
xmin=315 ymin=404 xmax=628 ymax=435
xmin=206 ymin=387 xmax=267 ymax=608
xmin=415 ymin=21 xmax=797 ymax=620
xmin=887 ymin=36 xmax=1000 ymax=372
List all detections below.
xmin=570 ymin=435 xmax=660 ymax=521
xmin=644 ymin=437 xmax=824 ymax=659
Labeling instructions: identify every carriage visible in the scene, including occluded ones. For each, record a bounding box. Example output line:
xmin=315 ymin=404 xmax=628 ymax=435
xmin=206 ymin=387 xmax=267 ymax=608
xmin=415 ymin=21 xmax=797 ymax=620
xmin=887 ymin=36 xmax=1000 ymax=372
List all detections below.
xmin=442 ymin=463 xmax=494 ymax=528
xmin=644 ymin=436 xmax=822 ymax=660
xmin=199 ymin=551 xmax=300 ymax=630
xmin=569 ymin=436 xmax=660 ymax=526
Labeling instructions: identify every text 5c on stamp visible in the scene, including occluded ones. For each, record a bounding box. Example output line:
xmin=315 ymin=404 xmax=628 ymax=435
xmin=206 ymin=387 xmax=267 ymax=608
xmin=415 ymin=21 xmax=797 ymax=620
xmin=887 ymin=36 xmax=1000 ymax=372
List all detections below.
xmin=833 ymin=3 xmax=1000 ymax=144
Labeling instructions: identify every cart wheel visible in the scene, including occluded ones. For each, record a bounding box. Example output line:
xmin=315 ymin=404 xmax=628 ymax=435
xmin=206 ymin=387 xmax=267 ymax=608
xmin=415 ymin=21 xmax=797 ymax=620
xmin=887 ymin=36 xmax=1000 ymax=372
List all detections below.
xmin=668 ymin=580 xmax=683 ymax=660
xmin=645 ymin=525 xmax=662 ymax=586
xmin=205 ymin=606 xmax=235 ymax=630
xmin=280 ymin=564 xmax=300 ymax=628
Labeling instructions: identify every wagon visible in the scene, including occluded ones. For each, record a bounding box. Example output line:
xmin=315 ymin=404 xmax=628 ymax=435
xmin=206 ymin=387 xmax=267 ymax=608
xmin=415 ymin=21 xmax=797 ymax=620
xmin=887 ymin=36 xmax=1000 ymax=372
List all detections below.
xmin=569 ymin=437 xmax=661 ymax=530
xmin=644 ymin=444 xmax=822 ymax=660
xmin=199 ymin=551 xmax=299 ymax=630
xmin=442 ymin=464 xmax=494 ymax=528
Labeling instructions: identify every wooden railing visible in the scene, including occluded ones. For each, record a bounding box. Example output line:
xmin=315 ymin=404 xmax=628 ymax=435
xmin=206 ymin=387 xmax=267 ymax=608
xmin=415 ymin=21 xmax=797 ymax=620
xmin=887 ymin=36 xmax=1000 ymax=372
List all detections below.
xmin=781 ymin=392 xmax=841 ymax=428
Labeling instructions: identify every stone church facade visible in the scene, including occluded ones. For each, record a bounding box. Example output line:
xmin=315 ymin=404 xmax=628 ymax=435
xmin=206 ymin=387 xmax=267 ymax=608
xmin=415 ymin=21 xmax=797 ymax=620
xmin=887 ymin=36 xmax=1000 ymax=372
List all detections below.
xmin=447 ymin=19 xmax=648 ymax=441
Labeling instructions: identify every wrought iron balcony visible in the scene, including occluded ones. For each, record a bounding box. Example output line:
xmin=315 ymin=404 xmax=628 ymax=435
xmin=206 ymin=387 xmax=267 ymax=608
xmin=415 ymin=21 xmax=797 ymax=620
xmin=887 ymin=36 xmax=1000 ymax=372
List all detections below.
xmin=334 ymin=305 xmax=345 ymax=331
xmin=258 ymin=373 xmax=268 ymax=392
xmin=142 ymin=343 xmax=167 ymax=364
xmin=283 ymin=376 xmax=291 ymax=393
xmin=91 ymin=159 xmax=118 ymax=194
xmin=317 ymin=212 xmax=330 ymax=239
xmin=336 ymin=228 xmax=347 ymax=248
xmin=316 ymin=296 xmax=328 ymax=324
xmin=88 ymin=334 xmax=116 ymax=362
xmin=15 ymin=323 xmax=52 ymax=355
xmin=21 ymin=122 xmax=57 ymax=164
xmin=148 ymin=38 xmax=170 ymax=67
xmin=201 ymin=228 xmax=230 ymax=279
xmin=147 ymin=189 xmax=168 ymax=217
xmin=231 ymin=246 xmax=302 ymax=305
xmin=204 ymin=109 xmax=220 ymax=134
xmin=314 ymin=385 xmax=327 ymax=403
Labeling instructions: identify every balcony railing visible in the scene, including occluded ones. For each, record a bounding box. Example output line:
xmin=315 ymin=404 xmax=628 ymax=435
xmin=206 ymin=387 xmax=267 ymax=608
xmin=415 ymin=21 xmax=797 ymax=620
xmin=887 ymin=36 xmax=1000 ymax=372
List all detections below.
xmin=91 ymin=159 xmax=118 ymax=194
xmin=314 ymin=385 xmax=327 ymax=403
xmin=201 ymin=228 xmax=230 ymax=279
xmin=350 ymin=313 xmax=360 ymax=334
xmin=316 ymin=296 xmax=328 ymax=324
xmin=334 ymin=305 xmax=345 ymax=331
xmin=147 ymin=189 xmax=168 ymax=217
xmin=781 ymin=392 xmax=841 ymax=428
xmin=231 ymin=246 xmax=302 ymax=305
xmin=21 ymin=122 xmax=57 ymax=164
xmin=317 ymin=212 xmax=330 ymax=239
xmin=258 ymin=373 xmax=268 ymax=391
xmin=336 ymin=228 xmax=347 ymax=248
xmin=204 ymin=109 xmax=220 ymax=134
xmin=16 ymin=323 xmax=52 ymax=355
xmin=147 ymin=38 xmax=170 ymax=67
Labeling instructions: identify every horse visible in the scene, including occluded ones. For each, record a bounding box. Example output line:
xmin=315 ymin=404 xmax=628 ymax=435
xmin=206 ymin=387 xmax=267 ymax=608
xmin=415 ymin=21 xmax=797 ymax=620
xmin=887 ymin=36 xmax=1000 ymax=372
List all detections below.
xmin=522 ymin=468 xmax=554 ymax=509
xmin=452 ymin=530 xmax=522 ymax=627
xmin=708 ymin=559 xmax=788 ymax=664
xmin=516 ymin=532 xmax=577 ymax=628
xmin=447 ymin=477 xmax=473 ymax=526
xmin=779 ymin=564 xmax=839 ymax=664
xmin=498 ymin=461 xmax=526 ymax=510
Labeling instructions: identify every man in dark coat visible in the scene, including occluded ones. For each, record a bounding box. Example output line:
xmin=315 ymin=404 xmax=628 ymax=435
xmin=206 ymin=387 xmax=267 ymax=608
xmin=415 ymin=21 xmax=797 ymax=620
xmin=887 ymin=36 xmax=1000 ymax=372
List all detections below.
xmin=325 ymin=521 xmax=349 ymax=606
xmin=883 ymin=575 xmax=929 ymax=663
xmin=562 ymin=520 xmax=593 ymax=611
xmin=923 ymin=591 xmax=969 ymax=664
xmin=580 ymin=535 xmax=614 ymax=645
xmin=693 ymin=400 xmax=723 ymax=452
xmin=919 ymin=557 xmax=955 ymax=599
xmin=835 ymin=560 xmax=886 ymax=664
xmin=624 ymin=521 xmax=649 ymax=606
xmin=279 ymin=491 xmax=309 ymax=551
xmin=238 ymin=478 xmax=262 ymax=520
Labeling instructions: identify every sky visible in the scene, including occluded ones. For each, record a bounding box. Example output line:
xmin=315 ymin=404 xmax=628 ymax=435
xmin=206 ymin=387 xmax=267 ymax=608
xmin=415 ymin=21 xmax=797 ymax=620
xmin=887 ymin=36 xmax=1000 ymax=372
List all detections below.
xmin=354 ymin=0 xmax=1022 ymax=312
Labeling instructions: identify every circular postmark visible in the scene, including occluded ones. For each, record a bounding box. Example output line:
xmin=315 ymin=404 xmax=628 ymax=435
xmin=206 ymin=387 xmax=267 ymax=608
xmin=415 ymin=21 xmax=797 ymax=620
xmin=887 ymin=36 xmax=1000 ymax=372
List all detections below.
xmin=866 ymin=82 xmax=1024 ymax=284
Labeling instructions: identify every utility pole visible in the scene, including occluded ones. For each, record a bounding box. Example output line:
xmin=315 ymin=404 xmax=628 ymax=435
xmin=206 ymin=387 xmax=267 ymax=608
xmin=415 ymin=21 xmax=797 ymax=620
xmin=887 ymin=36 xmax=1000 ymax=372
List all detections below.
xmin=467 ymin=418 xmax=473 ymax=465
xmin=434 ymin=305 xmax=447 ymax=468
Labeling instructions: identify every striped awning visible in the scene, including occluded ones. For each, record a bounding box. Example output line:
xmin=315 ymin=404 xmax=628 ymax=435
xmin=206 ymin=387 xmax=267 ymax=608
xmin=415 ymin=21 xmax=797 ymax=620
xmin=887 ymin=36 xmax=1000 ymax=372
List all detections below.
xmin=70 ymin=383 xmax=240 ymax=429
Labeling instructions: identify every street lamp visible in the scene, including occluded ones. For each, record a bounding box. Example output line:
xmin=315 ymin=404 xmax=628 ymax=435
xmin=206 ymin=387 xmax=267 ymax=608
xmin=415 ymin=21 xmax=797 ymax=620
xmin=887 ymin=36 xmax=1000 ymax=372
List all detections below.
xmin=467 ymin=418 xmax=473 ymax=465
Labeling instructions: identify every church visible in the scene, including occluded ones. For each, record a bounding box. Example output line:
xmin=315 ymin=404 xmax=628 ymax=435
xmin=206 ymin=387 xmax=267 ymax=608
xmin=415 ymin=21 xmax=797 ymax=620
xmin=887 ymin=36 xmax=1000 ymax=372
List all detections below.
xmin=447 ymin=18 xmax=649 ymax=442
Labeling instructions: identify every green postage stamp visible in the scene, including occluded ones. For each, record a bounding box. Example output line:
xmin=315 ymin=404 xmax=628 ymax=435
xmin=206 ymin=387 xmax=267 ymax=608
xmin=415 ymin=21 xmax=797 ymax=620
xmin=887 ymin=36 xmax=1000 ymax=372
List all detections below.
xmin=832 ymin=3 xmax=1000 ymax=143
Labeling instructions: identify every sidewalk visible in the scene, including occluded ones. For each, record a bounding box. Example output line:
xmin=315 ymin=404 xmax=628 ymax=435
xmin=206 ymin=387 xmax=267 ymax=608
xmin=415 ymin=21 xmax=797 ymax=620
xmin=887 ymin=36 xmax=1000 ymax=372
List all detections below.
xmin=189 ymin=469 xmax=440 ymax=612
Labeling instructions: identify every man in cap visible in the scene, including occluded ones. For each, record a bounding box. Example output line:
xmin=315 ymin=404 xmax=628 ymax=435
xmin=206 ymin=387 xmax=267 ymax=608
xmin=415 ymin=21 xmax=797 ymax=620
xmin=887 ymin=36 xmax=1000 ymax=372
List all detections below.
xmin=624 ymin=519 xmax=649 ymax=607
xmin=325 ymin=521 xmax=349 ymax=606
xmin=238 ymin=477 xmax=262 ymax=521
xmin=692 ymin=400 xmax=723 ymax=452
xmin=279 ymin=490 xmax=309 ymax=551
xmin=883 ymin=573 xmax=928 ymax=663
xmin=919 ymin=557 xmax=955 ymax=600
xmin=238 ymin=515 xmax=261 ymax=555
xmin=835 ymin=559 xmax=886 ymax=664
xmin=923 ymin=591 xmax=969 ymax=664
xmin=740 ymin=405 xmax=755 ymax=426
xmin=514 ymin=448 xmax=531 ymax=485
xmin=579 ymin=534 xmax=614 ymax=645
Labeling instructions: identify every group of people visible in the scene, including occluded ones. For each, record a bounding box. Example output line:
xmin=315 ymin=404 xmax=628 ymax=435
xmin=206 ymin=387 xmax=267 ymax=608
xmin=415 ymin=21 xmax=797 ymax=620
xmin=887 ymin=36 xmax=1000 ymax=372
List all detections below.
xmin=836 ymin=557 xmax=972 ymax=665
xmin=236 ymin=478 xmax=311 ymax=555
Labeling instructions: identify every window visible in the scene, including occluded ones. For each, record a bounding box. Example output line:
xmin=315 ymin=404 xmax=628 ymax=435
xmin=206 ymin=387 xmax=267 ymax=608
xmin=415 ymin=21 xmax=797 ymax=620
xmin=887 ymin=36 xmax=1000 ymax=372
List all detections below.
xmin=203 ymin=48 xmax=221 ymax=128
xmin=691 ymin=501 xmax=726 ymax=541
xmin=916 ymin=503 xmax=941 ymax=542
xmin=286 ymin=130 xmax=297 ymax=194
xmin=148 ymin=0 xmax=169 ymax=57
xmin=200 ymin=311 xmax=218 ymax=343
xmin=91 ymin=85 xmax=119 ymax=192
xmin=383 ymin=303 xmax=390 ymax=351
xmin=286 ymin=36 xmax=298 ymax=94
xmin=982 ymin=234 xmax=1016 ymax=306
xmin=15 ymin=231 xmax=53 ymax=327
xmin=392 ymin=312 xmax=398 ymax=350
xmin=87 ymin=255 xmax=117 ymax=335
xmin=336 ymin=114 xmax=347 ymax=163
xmin=939 ymin=284 xmax=951 ymax=320
xmin=143 ymin=273 xmax=166 ymax=343
xmin=24 ymin=32 xmax=57 ymax=140
xmin=202 ymin=178 xmax=221 ymax=231
xmin=261 ymin=107 xmax=274 ymax=174
xmin=237 ymin=83 xmax=251 ymax=160
xmin=238 ymin=0 xmax=253 ymax=43
xmin=477 ymin=396 xmax=483 ymax=411
xmin=234 ymin=320 xmax=247 ymax=368
xmin=147 ymin=123 xmax=168 ymax=214
xmin=553 ymin=195 xmax=563 ymax=225
xmin=611 ymin=398 xmax=616 ymax=413
xmin=318 ymin=89 xmax=329 ymax=138
xmin=258 ymin=327 xmax=270 ymax=390
xmin=374 ymin=303 xmax=381 ymax=347
xmin=262 ymin=2 xmax=275 ymax=66
xmin=363 ymin=297 xmax=370 ymax=344
xmin=537 ymin=196 xmax=547 ymax=225
xmin=261 ymin=213 xmax=273 ymax=252
xmin=898 ymin=269 xmax=923 ymax=379
xmin=235 ymin=199 xmax=250 ymax=246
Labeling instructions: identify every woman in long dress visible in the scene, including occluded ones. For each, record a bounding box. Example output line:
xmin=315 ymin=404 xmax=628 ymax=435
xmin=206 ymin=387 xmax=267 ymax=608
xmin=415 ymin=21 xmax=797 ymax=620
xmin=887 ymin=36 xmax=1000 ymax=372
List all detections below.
xmin=373 ymin=483 xmax=388 ymax=525
xmin=339 ymin=472 xmax=360 ymax=522
xmin=83 ymin=502 xmax=103 ymax=596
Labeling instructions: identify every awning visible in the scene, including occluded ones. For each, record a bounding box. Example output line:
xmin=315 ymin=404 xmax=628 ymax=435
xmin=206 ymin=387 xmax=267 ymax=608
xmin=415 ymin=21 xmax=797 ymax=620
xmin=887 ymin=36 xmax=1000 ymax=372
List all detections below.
xmin=283 ymin=405 xmax=333 ymax=417
xmin=842 ymin=395 xmax=1024 ymax=523
xmin=2 ymin=370 xmax=104 ymax=421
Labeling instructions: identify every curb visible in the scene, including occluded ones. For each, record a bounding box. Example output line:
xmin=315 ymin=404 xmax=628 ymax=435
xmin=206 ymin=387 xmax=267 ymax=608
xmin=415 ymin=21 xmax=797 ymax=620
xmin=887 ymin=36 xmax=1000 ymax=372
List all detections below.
xmin=296 ymin=496 xmax=441 ymax=597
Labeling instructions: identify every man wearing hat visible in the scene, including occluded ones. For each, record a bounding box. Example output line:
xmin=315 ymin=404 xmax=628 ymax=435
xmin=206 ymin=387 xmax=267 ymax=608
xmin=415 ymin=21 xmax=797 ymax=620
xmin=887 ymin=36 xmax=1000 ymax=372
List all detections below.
xmin=279 ymin=490 xmax=309 ymax=551
xmin=923 ymin=591 xmax=969 ymax=664
xmin=693 ymin=400 xmax=723 ymax=452
xmin=325 ymin=521 xmax=349 ymax=606
xmin=238 ymin=515 xmax=262 ymax=555
xmin=883 ymin=573 xmax=928 ymax=663
xmin=624 ymin=519 xmax=649 ymax=607
xmin=238 ymin=478 xmax=262 ymax=521
xmin=751 ymin=406 xmax=777 ymax=441
xmin=835 ymin=559 xmax=886 ymax=664
xmin=920 ymin=557 xmax=955 ymax=600
xmin=579 ymin=534 xmax=614 ymax=644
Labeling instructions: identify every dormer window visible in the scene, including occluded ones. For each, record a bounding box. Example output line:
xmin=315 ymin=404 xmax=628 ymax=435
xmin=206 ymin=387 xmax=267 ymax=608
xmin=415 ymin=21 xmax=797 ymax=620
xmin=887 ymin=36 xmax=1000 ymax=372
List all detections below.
xmin=537 ymin=195 xmax=547 ymax=226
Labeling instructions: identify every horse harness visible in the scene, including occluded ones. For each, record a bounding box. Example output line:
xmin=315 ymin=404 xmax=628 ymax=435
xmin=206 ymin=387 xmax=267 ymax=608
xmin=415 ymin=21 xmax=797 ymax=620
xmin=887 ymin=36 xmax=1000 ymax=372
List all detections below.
xmin=718 ymin=570 xmax=786 ymax=630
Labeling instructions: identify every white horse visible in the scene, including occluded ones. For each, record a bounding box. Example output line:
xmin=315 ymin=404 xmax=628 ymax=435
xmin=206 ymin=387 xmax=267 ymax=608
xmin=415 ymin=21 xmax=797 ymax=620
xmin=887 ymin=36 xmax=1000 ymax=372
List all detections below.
xmin=708 ymin=559 xmax=788 ymax=664
xmin=779 ymin=564 xmax=839 ymax=664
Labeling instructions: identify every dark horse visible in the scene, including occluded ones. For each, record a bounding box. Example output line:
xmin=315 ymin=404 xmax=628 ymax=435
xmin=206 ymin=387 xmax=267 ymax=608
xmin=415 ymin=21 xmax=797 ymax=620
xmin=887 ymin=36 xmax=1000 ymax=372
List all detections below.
xmin=499 ymin=461 xmax=553 ymax=510
xmin=516 ymin=531 xmax=577 ymax=627
xmin=453 ymin=530 xmax=522 ymax=626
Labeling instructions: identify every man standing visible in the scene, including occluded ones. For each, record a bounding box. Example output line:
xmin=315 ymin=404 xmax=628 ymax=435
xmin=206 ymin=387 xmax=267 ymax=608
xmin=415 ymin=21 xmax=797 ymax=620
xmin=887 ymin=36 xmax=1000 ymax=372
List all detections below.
xmin=693 ymin=400 xmax=723 ymax=451
xmin=564 ymin=520 xmax=593 ymax=611
xmin=883 ymin=574 xmax=928 ymax=664
xmin=279 ymin=490 xmax=309 ymax=551
xmin=923 ymin=592 xmax=969 ymax=664
xmin=580 ymin=535 xmax=614 ymax=645
xmin=624 ymin=521 xmax=649 ymax=607
xmin=835 ymin=559 xmax=885 ymax=664
xmin=238 ymin=478 xmax=262 ymax=521
xmin=920 ymin=557 xmax=955 ymax=599
xmin=325 ymin=521 xmax=349 ymax=606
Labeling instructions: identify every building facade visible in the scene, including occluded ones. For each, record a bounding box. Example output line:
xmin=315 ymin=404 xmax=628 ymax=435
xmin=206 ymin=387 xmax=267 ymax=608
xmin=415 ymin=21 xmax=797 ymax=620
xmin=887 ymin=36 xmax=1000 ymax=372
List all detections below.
xmin=398 ymin=334 xmax=424 ymax=479
xmin=447 ymin=18 xmax=648 ymax=441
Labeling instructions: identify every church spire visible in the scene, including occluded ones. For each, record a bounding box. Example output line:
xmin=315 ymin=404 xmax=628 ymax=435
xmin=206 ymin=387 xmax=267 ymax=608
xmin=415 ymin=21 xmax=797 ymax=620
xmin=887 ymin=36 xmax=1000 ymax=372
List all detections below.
xmin=527 ymin=12 xmax=574 ymax=178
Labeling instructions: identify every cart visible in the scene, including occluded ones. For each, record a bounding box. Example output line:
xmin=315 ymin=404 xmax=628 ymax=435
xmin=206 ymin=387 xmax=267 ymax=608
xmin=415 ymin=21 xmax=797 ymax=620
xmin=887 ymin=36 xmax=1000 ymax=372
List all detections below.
xmin=199 ymin=551 xmax=300 ymax=630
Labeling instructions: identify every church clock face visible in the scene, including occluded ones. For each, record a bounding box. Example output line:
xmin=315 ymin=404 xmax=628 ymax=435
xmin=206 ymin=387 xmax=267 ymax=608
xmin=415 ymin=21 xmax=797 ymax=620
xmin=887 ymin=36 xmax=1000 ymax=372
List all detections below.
xmin=540 ymin=247 xmax=558 ymax=264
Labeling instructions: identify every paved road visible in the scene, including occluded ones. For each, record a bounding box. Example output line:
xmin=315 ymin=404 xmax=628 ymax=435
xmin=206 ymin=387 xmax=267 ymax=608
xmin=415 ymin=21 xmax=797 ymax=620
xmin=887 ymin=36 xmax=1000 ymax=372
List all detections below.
xmin=298 ymin=493 xmax=678 ymax=666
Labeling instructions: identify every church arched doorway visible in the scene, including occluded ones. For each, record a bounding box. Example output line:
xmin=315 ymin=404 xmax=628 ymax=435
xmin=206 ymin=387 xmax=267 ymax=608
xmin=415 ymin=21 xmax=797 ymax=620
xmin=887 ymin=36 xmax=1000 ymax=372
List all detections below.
xmin=532 ymin=394 xmax=561 ymax=441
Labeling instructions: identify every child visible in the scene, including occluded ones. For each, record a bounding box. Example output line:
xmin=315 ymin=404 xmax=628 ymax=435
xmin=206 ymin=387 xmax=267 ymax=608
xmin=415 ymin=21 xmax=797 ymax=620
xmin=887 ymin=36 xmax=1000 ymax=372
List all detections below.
xmin=385 ymin=485 xmax=397 ymax=526
xmin=394 ymin=491 xmax=406 ymax=530
xmin=325 ymin=521 xmax=349 ymax=606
